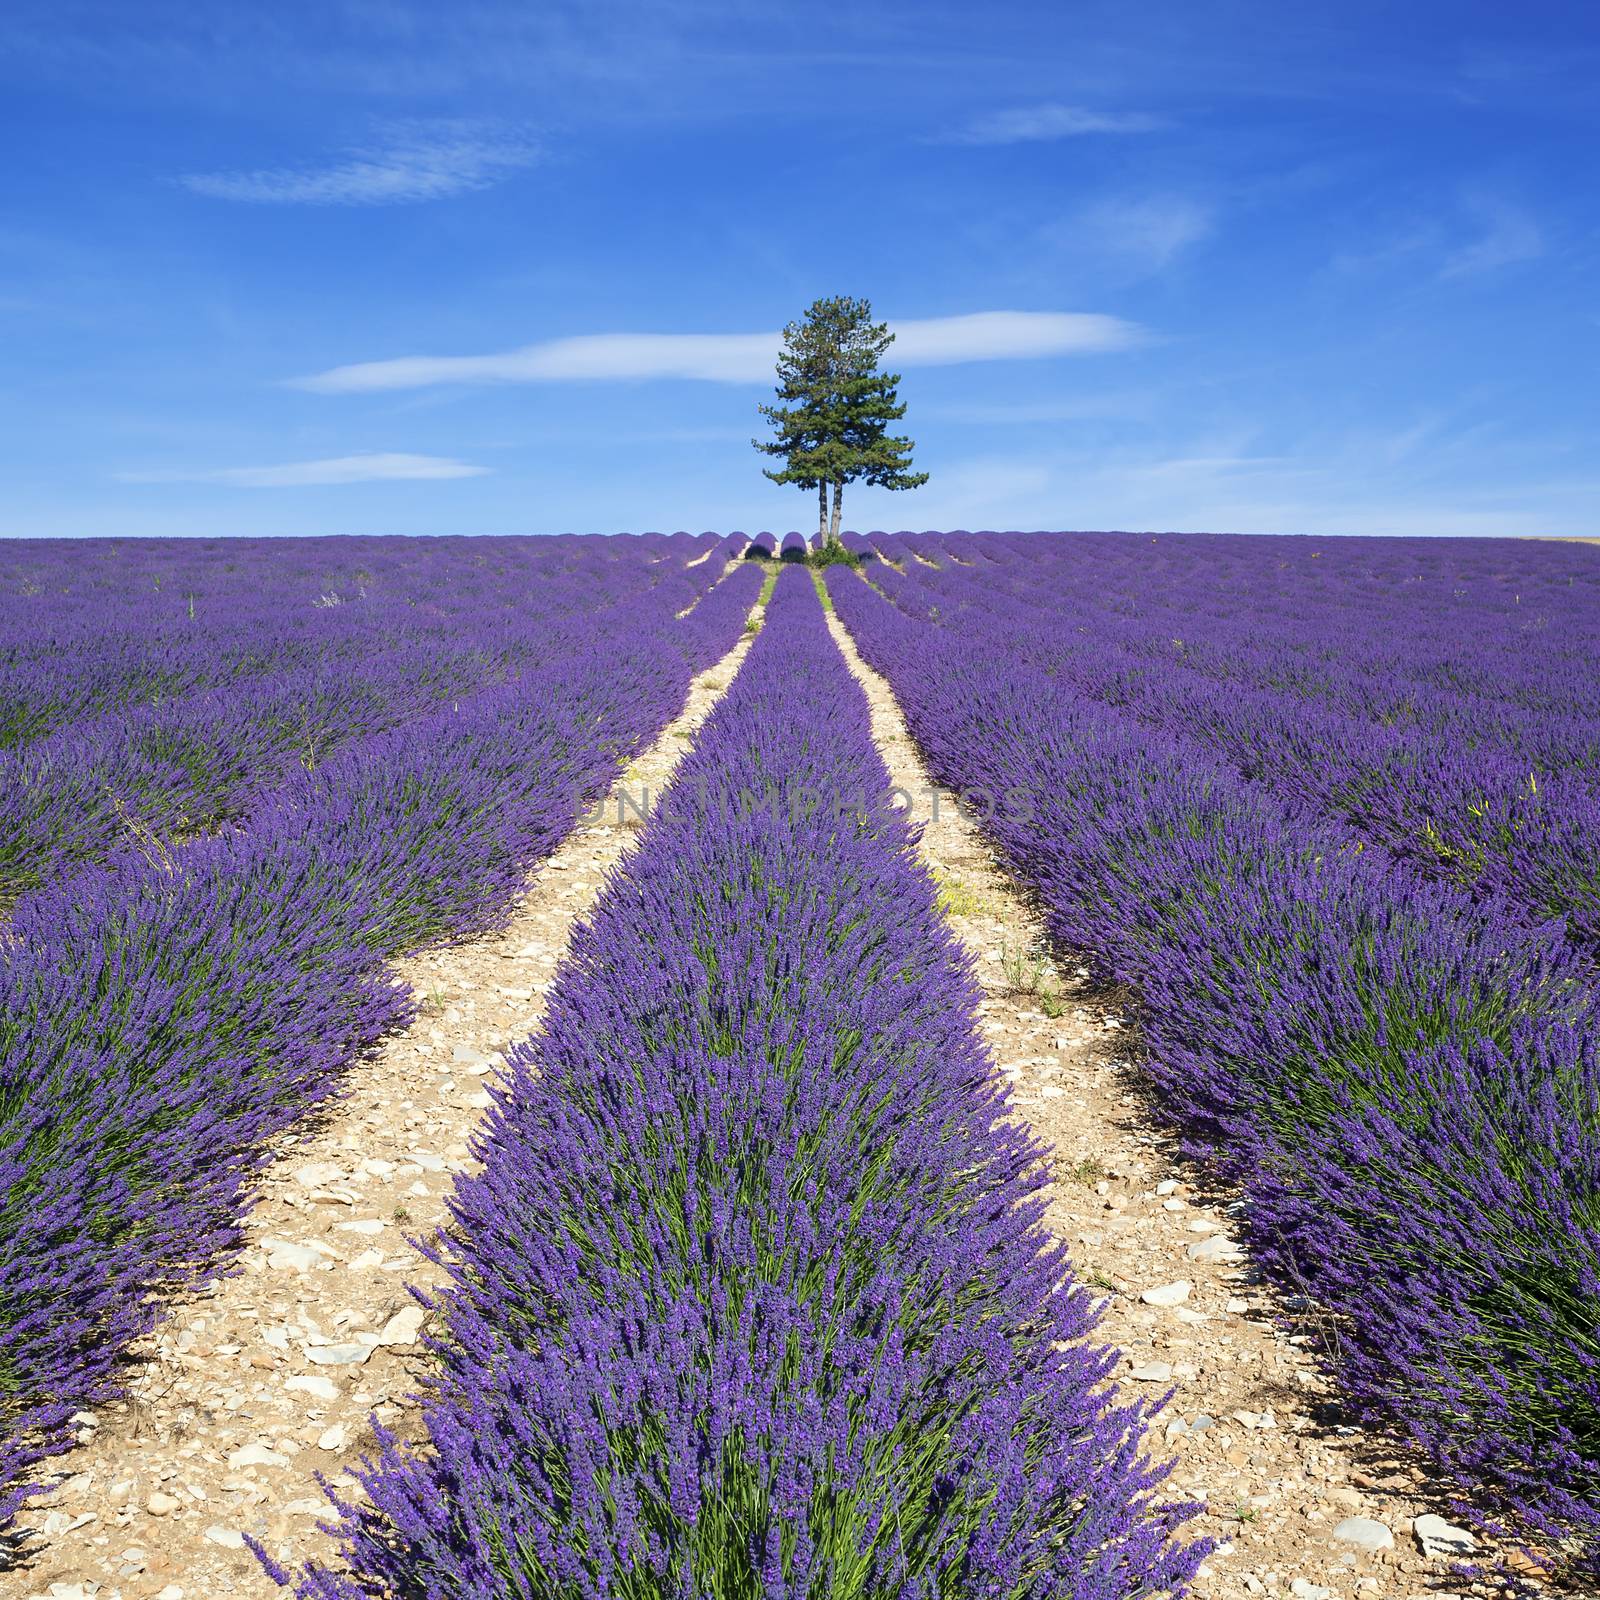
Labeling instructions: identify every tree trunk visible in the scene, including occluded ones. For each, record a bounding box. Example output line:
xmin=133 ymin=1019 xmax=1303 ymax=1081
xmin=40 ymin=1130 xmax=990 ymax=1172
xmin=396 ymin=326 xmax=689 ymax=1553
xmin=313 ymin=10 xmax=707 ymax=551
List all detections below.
xmin=816 ymin=481 xmax=828 ymax=544
xmin=829 ymin=481 xmax=843 ymax=544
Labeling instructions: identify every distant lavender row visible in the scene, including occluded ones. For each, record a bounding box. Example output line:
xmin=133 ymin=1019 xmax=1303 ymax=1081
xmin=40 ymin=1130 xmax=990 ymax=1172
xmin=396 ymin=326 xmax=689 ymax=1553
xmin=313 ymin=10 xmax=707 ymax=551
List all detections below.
xmin=292 ymin=570 xmax=1206 ymax=1599
xmin=0 ymin=541 xmax=758 ymax=1531
xmin=0 ymin=645 xmax=504 ymax=910
xmin=0 ymin=534 xmax=731 ymax=749
xmin=853 ymin=529 xmax=1600 ymax=721
xmin=901 ymin=532 xmax=1600 ymax=751
xmin=861 ymin=537 xmax=1600 ymax=950
xmin=827 ymin=554 xmax=1600 ymax=1563
xmin=0 ymin=543 xmax=752 ymax=910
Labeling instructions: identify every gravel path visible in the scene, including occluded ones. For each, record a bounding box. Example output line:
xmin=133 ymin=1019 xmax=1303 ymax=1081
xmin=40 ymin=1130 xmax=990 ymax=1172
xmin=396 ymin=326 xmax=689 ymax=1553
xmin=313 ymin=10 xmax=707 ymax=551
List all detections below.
xmin=824 ymin=602 xmax=1479 ymax=1600
xmin=5 ymin=630 xmax=758 ymax=1600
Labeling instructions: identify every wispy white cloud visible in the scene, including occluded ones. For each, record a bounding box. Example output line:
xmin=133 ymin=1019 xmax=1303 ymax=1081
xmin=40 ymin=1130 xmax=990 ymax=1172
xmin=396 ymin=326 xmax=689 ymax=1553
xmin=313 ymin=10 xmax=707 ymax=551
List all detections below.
xmin=1137 ymin=454 xmax=1299 ymax=475
xmin=1440 ymin=193 xmax=1543 ymax=279
xmin=293 ymin=310 xmax=1147 ymax=394
xmin=928 ymin=390 xmax=1159 ymax=425
xmin=180 ymin=119 xmax=538 ymax=206
xmin=117 ymin=452 xmax=489 ymax=487
xmin=1330 ymin=193 xmax=1543 ymax=283
xmin=850 ymin=427 xmax=1589 ymax=538
xmin=1328 ymin=226 xmax=1433 ymax=276
xmin=895 ymin=311 xmax=1144 ymax=364
xmin=1075 ymin=194 xmax=1215 ymax=273
xmin=941 ymin=103 xmax=1162 ymax=145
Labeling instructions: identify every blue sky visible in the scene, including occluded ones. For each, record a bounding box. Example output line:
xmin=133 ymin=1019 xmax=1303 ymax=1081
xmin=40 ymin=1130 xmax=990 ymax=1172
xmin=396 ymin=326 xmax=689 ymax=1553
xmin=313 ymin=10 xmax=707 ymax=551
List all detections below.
xmin=2 ymin=0 xmax=1595 ymax=538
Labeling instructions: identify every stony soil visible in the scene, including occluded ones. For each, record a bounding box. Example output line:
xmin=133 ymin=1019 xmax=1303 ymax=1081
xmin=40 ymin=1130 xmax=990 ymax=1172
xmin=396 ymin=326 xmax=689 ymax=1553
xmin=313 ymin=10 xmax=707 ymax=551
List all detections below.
xmin=825 ymin=603 xmax=1506 ymax=1600
xmin=4 ymin=629 xmax=757 ymax=1600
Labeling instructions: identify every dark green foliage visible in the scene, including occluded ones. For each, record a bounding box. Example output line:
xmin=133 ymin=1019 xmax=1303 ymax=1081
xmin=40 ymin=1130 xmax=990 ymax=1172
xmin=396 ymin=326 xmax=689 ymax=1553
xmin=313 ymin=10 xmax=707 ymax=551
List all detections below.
xmin=754 ymin=296 xmax=928 ymax=544
xmin=807 ymin=541 xmax=861 ymax=571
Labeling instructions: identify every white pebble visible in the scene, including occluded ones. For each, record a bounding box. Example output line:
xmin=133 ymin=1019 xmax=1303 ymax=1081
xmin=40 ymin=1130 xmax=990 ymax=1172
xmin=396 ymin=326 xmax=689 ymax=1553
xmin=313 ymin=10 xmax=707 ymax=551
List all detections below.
xmin=306 ymin=1344 xmax=373 ymax=1366
xmin=1140 ymin=1281 xmax=1192 ymax=1308
xmin=285 ymin=1374 xmax=341 ymax=1399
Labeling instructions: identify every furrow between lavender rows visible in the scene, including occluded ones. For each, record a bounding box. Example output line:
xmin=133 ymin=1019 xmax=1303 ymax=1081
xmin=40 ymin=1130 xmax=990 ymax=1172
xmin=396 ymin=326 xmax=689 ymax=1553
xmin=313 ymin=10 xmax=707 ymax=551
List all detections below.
xmin=822 ymin=598 xmax=1477 ymax=1600
xmin=291 ymin=566 xmax=1207 ymax=1599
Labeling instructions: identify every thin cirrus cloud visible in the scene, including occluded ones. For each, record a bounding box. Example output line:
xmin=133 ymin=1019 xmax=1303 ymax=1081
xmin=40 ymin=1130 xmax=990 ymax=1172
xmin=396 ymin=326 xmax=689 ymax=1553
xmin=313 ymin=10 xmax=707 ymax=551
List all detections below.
xmin=179 ymin=120 xmax=539 ymax=206
xmin=292 ymin=311 xmax=1148 ymax=394
xmin=942 ymin=103 xmax=1163 ymax=145
xmin=116 ymin=453 xmax=489 ymax=488
xmin=1070 ymin=194 xmax=1216 ymax=274
xmin=1439 ymin=194 xmax=1543 ymax=279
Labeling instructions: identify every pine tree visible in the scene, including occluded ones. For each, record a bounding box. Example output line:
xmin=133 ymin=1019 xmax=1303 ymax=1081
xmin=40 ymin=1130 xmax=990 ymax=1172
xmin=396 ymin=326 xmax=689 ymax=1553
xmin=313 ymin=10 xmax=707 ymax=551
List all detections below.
xmin=754 ymin=296 xmax=928 ymax=546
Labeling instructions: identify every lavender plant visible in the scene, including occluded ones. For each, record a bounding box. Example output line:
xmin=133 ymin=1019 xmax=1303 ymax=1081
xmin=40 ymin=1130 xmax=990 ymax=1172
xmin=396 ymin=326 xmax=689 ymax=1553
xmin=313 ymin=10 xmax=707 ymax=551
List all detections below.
xmin=827 ymin=546 xmax=1600 ymax=1565
xmin=293 ymin=569 xmax=1205 ymax=1600
xmin=0 ymin=536 xmax=754 ymax=1533
xmin=848 ymin=532 xmax=1600 ymax=949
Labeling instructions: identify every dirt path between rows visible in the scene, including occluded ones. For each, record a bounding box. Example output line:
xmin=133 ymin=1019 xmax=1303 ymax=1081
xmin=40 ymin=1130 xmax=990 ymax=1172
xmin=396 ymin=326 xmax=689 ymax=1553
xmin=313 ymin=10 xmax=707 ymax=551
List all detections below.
xmin=824 ymin=603 xmax=1485 ymax=1600
xmin=6 ymin=626 xmax=759 ymax=1600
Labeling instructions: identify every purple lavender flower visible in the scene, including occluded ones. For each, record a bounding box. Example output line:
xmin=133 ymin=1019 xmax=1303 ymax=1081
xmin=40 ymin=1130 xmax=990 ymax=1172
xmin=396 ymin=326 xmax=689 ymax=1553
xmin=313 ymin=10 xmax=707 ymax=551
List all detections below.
xmin=296 ymin=568 xmax=1205 ymax=1599
xmin=0 ymin=535 xmax=751 ymax=1532
xmin=825 ymin=534 xmax=1600 ymax=1564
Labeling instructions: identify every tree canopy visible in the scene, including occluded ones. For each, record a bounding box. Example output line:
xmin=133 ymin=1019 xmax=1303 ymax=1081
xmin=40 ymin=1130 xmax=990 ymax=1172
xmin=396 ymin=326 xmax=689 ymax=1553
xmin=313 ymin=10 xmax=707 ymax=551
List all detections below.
xmin=754 ymin=296 xmax=928 ymax=545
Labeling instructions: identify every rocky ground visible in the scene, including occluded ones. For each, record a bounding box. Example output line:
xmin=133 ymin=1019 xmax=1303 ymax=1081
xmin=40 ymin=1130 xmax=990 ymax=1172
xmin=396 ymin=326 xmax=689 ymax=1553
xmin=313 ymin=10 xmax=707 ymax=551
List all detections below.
xmin=825 ymin=602 xmax=1513 ymax=1600
xmin=4 ymin=630 xmax=757 ymax=1600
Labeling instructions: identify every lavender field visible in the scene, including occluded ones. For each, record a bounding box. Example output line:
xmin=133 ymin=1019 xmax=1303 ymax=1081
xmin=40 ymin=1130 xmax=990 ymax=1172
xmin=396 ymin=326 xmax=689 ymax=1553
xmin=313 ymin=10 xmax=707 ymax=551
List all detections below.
xmin=3 ymin=530 xmax=1598 ymax=1597
xmin=0 ymin=536 xmax=758 ymax=1520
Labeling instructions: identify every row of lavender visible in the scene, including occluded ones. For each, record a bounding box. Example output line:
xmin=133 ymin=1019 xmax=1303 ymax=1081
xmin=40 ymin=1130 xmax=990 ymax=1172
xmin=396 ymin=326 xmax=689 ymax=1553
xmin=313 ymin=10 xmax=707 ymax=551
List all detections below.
xmin=853 ymin=532 xmax=1600 ymax=949
xmin=826 ymin=537 xmax=1600 ymax=1566
xmin=0 ymin=536 xmax=759 ymax=1530
xmin=0 ymin=535 xmax=744 ymax=909
xmin=289 ymin=569 xmax=1206 ymax=1599
xmin=0 ymin=534 xmax=731 ymax=747
xmin=849 ymin=529 xmax=1600 ymax=735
